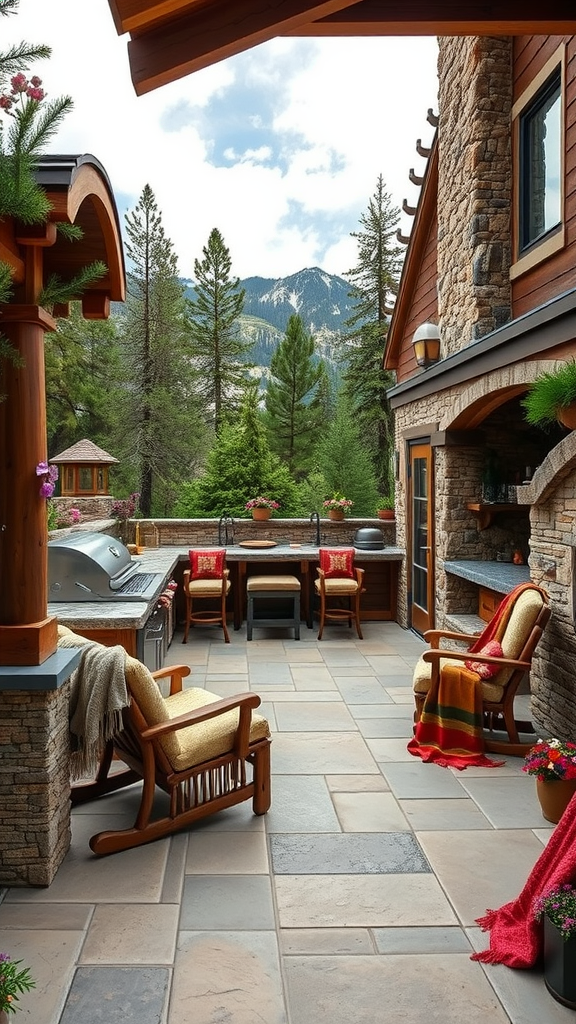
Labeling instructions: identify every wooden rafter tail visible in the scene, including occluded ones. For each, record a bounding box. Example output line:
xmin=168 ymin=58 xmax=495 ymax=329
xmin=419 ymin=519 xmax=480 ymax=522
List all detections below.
xmin=402 ymin=198 xmax=417 ymax=216
xmin=427 ymin=108 xmax=439 ymax=127
xmin=409 ymin=168 xmax=424 ymax=186
xmin=416 ymin=138 xmax=431 ymax=158
xmin=396 ymin=229 xmax=411 ymax=245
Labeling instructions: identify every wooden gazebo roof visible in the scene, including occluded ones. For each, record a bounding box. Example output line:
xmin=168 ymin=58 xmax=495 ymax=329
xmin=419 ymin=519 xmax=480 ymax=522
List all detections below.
xmin=51 ymin=439 xmax=119 ymax=465
xmin=106 ymin=0 xmax=576 ymax=95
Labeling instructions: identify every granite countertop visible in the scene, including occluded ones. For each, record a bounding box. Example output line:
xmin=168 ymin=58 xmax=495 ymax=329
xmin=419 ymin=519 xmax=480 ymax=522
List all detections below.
xmin=48 ymin=544 xmax=404 ymax=628
xmin=444 ymin=560 xmax=531 ymax=592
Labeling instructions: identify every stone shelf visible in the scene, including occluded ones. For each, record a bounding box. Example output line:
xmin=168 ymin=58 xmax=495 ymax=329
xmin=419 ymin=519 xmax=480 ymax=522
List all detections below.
xmin=467 ymin=502 xmax=530 ymax=530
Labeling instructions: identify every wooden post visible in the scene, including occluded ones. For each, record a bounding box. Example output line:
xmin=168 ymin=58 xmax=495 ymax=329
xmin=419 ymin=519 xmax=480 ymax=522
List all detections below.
xmin=0 ymin=305 xmax=58 ymax=664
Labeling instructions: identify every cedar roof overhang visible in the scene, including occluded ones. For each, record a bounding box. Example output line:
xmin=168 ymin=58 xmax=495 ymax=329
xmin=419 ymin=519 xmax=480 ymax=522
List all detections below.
xmin=1 ymin=154 xmax=126 ymax=313
xmin=384 ymin=131 xmax=437 ymax=371
xmin=386 ymin=286 xmax=576 ymax=410
xmin=106 ymin=1 xmax=576 ymax=95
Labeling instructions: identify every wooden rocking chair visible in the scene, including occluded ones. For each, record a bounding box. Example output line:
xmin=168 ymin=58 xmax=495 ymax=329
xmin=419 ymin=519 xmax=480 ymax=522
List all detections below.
xmin=412 ymin=584 xmax=551 ymax=756
xmin=68 ymin=639 xmax=271 ymax=855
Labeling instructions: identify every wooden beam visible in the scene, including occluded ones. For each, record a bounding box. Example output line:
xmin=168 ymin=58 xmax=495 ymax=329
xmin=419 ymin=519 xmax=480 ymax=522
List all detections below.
xmin=127 ymin=0 xmax=362 ymax=93
xmin=290 ymin=0 xmax=576 ymax=34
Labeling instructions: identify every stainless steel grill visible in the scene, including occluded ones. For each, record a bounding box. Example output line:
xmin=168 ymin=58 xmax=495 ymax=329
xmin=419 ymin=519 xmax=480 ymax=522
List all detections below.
xmin=48 ymin=532 xmax=164 ymax=602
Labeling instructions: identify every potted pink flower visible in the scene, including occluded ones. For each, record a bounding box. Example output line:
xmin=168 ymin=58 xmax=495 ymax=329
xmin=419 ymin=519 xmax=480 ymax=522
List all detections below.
xmin=245 ymin=497 xmax=280 ymax=521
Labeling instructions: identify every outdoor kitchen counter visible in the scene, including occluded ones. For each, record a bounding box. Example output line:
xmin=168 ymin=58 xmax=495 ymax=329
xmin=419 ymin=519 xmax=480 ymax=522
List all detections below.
xmin=49 ymin=544 xmax=404 ymax=633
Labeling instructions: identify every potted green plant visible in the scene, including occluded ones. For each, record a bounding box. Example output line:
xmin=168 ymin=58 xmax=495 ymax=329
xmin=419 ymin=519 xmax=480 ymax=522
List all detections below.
xmin=322 ymin=494 xmax=354 ymax=521
xmin=0 ymin=952 xmax=35 ymax=1018
xmin=534 ymin=884 xmax=576 ymax=1008
xmin=521 ymin=361 xmax=576 ymax=430
xmin=376 ymin=496 xmax=395 ymax=520
xmin=522 ymin=738 xmax=576 ymax=823
xmin=245 ymin=497 xmax=280 ymax=520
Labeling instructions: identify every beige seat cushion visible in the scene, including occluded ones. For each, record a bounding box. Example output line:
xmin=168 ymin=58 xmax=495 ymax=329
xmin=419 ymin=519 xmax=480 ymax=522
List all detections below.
xmin=247 ymin=575 xmax=300 ymax=591
xmin=186 ymin=578 xmax=230 ymax=597
xmin=315 ymin=577 xmax=359 ymax=595
xmin=125 ymin=657 xmax=269 ymax=772
xmin=413 ymin=588 xmax=545 ymax=703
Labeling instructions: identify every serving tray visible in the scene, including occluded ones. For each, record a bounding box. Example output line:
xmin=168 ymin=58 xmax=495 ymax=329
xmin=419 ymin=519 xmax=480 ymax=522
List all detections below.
xmin=237 ymin=540 xmax=277 ymax=549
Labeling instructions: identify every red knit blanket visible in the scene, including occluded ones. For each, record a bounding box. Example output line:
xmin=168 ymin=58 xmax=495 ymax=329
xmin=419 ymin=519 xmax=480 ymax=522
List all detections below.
xmin=472 ymin=791 xmax=576 ymax=966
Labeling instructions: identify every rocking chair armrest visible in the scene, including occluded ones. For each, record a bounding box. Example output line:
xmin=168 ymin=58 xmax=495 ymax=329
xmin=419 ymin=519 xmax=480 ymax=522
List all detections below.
xmin=422 ymin=647 xmax=531 ymax=671
xmin=423 ymin=628 xmax=482 ymax=647
xmin=151 ymin=664 xmax=191 ymax=695
xmin=140 ymin=691 xmax=262 ymax=742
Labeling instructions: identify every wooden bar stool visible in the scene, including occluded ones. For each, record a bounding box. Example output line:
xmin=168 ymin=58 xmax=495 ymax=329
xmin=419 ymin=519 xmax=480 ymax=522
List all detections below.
xmin=314 ymin=548 xmax=365 ymax=640
xmin=246 ymin=575 xmax=301 ymax=640
xmin=183 ymin=549 xmax=231 ymax=643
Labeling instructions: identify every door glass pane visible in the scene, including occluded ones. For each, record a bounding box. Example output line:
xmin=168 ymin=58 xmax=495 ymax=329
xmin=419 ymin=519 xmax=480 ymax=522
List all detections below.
xmin=412 ymin=456 xmax=428 ymax=612
xmin=79 ymin=467 xmax=93 ymax=491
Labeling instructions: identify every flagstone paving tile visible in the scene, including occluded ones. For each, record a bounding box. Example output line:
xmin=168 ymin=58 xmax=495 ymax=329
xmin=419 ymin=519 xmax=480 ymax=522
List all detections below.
xmin=280 ymin=927 xmax=374 ymax=954
xmin=5 ymin=814 xmax=169 ymax=904
xmin=283 ymin=953 xmax=510 ymax=1024
xmin=373 ymin=925 xmax=472 ymax=954
xmin=365 ymin=655 xmax=414 ymax=674
xmin=161 ymin=833 xmax=188 ymax=904
xmin=333 ymin=678 xmax=393 ymax=703
xmin=270 ymin=732 xmax=378 ymax=774
xmin=0 ymin=902 xmax=93 ymax=929
xmin=171 ymin=931 xmax=286 ymax=1024
xmin=399 ymin=797 xmax=493 ymax=830
xmin=185 ymin=829 xmax=269 ymax=873
xmin=380 ymin=761 xmax=470 ymax=799
xmin=325 ymin=773 xmax=389 ymax=792
xmin=275 ymin=874 xmax=458 ymax=928
xmin=80 ymin=903 xmax=179 ymax=963
xmin=266 ymin=775 xmax=341 ymax=833
xmin=0 ymin=927 xmax=88 ymax=1024
xmin=274 ymin=701 xmax=356 ymax=731
xmin=467 ymin=927 xmax=576 ymax=1024
xmin=417 ymin=829 xmax=546 ymax=927
xmin=366 ymin=737 xmax=417 ymax=761
xmin=270 ymin=833 xmax=430 ymax=874
xmin=354 ymin=715 xmax=415 ymax=738
xmin=180 ymin=875 xmax=275 ymax=930
xmin=290 ymin=665 xmax=336 ymax=688
xmin=457 ymin=776 xmax=546 ymax=828
xmin=332 ymin=791 xmax=411 ymax=831
xmin=59 ymin=966 xmax=170 ymax=1024
xmin=350 ymin=702 xmax=412 ymax=718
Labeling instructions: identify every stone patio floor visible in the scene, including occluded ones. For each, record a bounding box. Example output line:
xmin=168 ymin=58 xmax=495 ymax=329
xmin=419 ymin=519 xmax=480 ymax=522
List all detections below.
xmin=1 ymin=620 xmax=573 ymax=1023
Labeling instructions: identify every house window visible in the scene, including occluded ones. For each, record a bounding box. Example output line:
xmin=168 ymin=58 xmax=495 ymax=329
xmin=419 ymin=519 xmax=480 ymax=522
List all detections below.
xmin=511 ymin=44 xmax=565 ymax=281
xmin=79 ymin=466 xmax=93 ymax=491
xmin=519 ymin=69 xmax=561 ymax=252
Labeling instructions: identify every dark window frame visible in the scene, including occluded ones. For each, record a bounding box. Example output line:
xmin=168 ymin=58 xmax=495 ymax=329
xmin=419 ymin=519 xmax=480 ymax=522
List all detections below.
xmin=518 ymin=68 xmax=562 ymax=254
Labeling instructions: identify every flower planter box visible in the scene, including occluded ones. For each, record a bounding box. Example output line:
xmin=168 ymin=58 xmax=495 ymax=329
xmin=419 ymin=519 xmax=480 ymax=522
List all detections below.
xmin=544 ymin=916 xmax=576 ymax=1008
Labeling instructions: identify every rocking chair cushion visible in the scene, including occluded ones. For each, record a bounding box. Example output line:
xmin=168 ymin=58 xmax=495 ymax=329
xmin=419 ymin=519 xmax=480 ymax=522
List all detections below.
xmin=125 ymin=658 xmax=270 ymax=772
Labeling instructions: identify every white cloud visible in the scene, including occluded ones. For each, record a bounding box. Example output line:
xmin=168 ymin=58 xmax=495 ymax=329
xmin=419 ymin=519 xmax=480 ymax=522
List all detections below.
xmin=3 ymin=0 xmax=438 ymax=280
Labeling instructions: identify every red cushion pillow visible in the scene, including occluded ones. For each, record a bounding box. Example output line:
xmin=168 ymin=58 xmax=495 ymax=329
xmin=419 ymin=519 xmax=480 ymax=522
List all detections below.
xmin=189 ymin=549 xmax=225 ymax=580
xmin=465 ymin=639 xmax=504 ymax=679
xmin=319 ymin=548 xmax=355 ymax=579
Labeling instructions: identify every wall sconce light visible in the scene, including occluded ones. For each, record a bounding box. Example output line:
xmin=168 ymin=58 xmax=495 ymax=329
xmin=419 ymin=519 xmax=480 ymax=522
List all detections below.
xmin=412 ymin=322 xmax=441 ymax=367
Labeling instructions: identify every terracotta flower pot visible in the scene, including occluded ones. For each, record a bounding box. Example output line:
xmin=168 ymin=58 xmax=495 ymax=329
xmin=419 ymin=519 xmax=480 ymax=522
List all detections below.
xmin=328 ymin=509 xmax=344 ymax=521
xmin=536 ymin=777 xmax=576 ymax=824
xmin=544 ymin=915 xmax=576 ymax=1008
xmin=251 ymin=508 xmax=271 ymax=521
xmin=377 ymin=509 xmax=395 ymax=520
xmin=0 ymin=1010 xmax=8 ymax=1024
xmin=557 ymin=404 xmax=576 ymax=431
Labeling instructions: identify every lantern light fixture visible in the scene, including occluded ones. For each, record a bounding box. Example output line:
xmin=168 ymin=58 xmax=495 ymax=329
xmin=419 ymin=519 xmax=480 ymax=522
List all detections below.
xmin=412 ymin=322 xmax=441 ymax=367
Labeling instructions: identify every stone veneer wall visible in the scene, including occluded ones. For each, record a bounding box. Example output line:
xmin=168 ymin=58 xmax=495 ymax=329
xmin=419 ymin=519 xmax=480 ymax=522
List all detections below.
xmin=437 ymin=36 xmax=512 ymax=351
xmin=0 ymin=684 xmax=71 ymax=886
xmin=518 ymin=433 xmax=576 ymax=739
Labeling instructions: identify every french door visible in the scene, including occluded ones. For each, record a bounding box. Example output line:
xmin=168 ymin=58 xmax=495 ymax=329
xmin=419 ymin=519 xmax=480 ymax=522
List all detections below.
xmin=409 ymin=443 xmax=434 ymax=635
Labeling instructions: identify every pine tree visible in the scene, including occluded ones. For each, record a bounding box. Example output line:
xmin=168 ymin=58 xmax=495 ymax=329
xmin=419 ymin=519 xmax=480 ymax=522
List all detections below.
xmin=314 ymin=398 xmax=380 ymax=517
xmin=175 ymin=384 xmax=300 ymax=518
xmin=264 ymin=314 xmax=325 ymax=478
xmin=115 ymin=185 xmax=208 ymax=516
xmin=342 ymin=175 xmax=403 ymax=497
xmin=187 ymin=228 xmax=250 ymax=432
xmin=45 ymin=304 xmax=122 ymax=454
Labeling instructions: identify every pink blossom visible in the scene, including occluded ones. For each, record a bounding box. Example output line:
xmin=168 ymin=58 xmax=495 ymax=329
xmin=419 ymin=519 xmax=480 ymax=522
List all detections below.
xmin=0 ymin=95 xmax=13 ymax=110
xmin=36 ymin=461 xmax=49 ymax=476
xmin=69 ymin=508 xmax=81 ymax=523
xmin=39 ymin=482 xmax=54 ymax=499
xmin=10 ymin=73 xmax=28 ymax=93
xmin=26 ymin=87 xmax=45 ymax=101
xmin=30 ymin=76 xmax=42 ymax=87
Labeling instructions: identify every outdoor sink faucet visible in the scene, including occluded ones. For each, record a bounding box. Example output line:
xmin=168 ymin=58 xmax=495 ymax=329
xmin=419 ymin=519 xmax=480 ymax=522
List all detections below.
xmin=310 ymin=510 xmax=321 ymax=546
xmin=218 ymin=513 xmax=234 ymax=546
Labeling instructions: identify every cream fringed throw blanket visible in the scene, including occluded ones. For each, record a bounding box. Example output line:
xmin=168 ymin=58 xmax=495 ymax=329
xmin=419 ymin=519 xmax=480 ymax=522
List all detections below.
xmin=58 ymin=628 xmax=129 ymax=780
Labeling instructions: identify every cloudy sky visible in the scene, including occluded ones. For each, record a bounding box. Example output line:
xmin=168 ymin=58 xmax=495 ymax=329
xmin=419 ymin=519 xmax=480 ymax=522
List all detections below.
xmin=4 ymin=0 xmax=439 ymax=281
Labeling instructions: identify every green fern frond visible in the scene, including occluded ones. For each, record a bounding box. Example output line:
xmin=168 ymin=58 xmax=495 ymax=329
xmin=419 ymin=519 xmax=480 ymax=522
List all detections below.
xmin=56 ymin=222 xmax=83 ymax=242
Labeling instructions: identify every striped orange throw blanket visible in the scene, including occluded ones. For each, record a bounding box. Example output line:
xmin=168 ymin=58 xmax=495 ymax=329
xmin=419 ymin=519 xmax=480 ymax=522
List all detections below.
xmin=407 ymin=582 xmax=541 ymax=770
